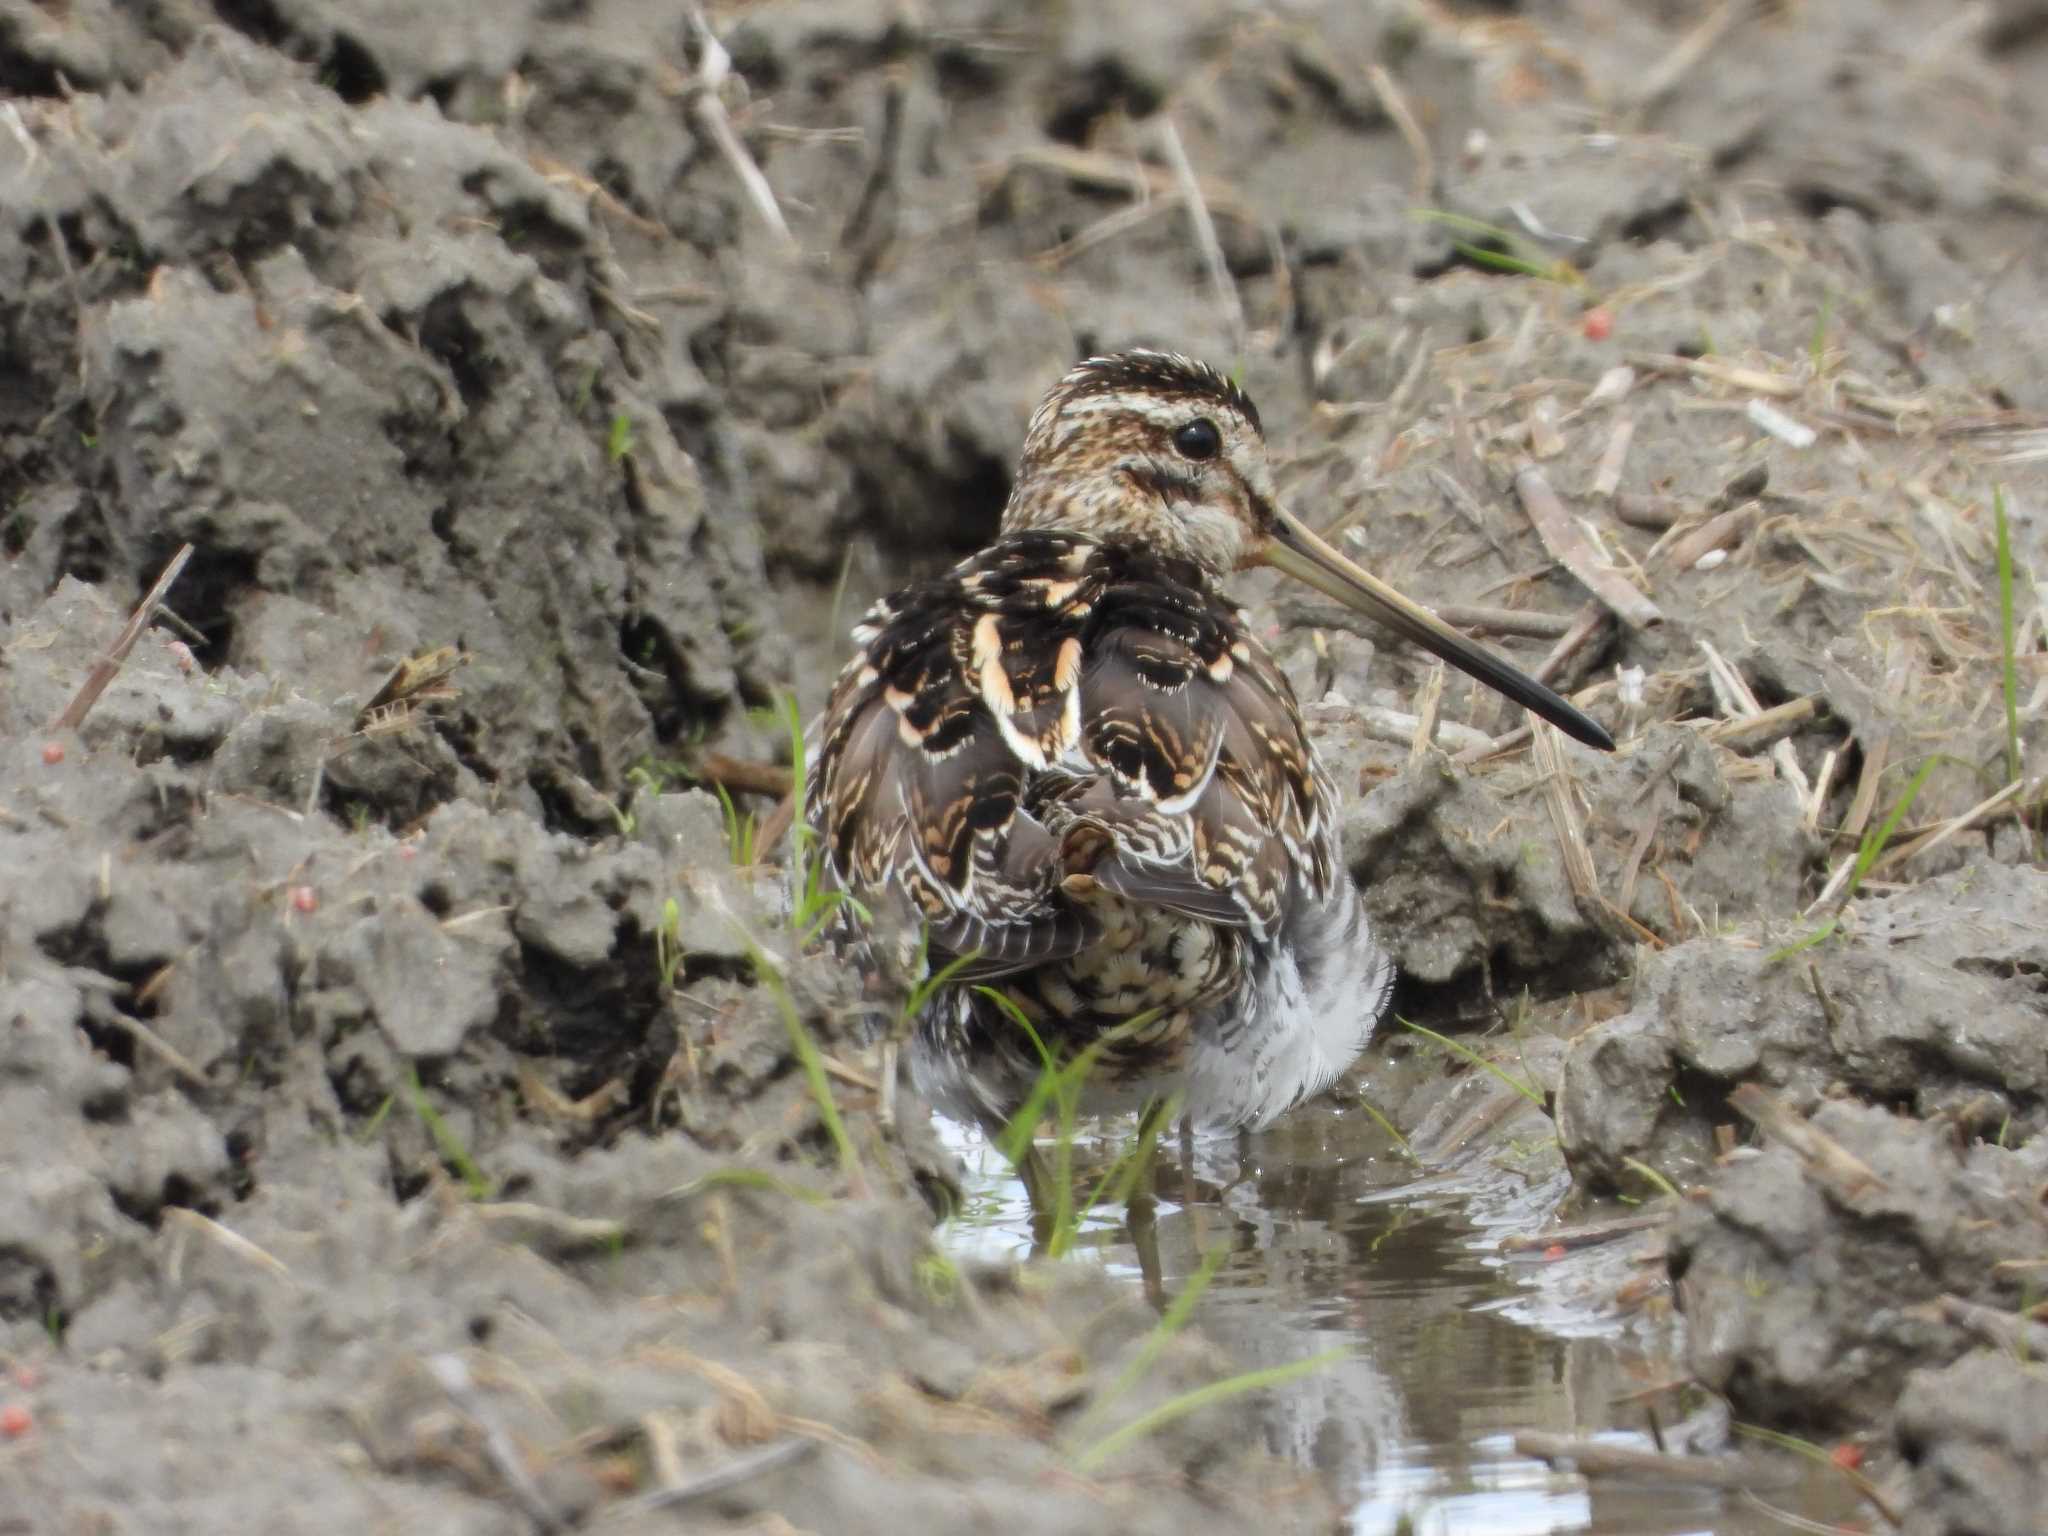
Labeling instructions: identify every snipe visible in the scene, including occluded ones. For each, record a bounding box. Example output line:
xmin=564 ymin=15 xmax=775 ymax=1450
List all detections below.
xmin=806 ymin=351 xmax=1612 ymax=1132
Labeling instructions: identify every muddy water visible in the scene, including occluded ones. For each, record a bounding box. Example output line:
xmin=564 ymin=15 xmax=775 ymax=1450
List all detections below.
xmin=938 ymin=1100 xmax=1859 ymax=1535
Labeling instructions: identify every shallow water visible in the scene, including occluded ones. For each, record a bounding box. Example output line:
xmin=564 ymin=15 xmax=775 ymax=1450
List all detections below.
xmin=937 ymin=1097 xmax=1862 ymax=1535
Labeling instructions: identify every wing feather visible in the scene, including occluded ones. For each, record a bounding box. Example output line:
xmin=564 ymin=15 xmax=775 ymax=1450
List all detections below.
xmin=807 ymin=536 xmax=1338 ymax=981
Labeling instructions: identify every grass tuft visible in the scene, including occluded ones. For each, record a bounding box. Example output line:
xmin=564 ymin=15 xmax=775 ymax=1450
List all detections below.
xmin=405 ymin=1066 xmax=493 ymax=1199
xmin=1769 ymin=754 xmax=1943 ymax=961
xmin=976 ymin=986 xmax=1170 ymax=1258
xmin=655 ymin=895 xmax=685 ymax=990
xmin=714 ymin=781 xmax=758 ymax=868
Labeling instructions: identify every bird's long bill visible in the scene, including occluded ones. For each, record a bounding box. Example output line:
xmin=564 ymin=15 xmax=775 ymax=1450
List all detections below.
xmin=1261 ymin=507 xmax=1615 ymax=751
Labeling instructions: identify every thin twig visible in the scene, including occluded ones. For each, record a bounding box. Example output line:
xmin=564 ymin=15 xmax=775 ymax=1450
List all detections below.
xmin=425 ymin=1354 xmax=565 ymax=1532
xmin=1499 ymin=1212 xmax=1666 ymax=1254
xmin=1869 ymin=776 xmax=2032 ymax=877
xmin=1532 ymin=722 xmax=1600 ymax=910
xmin=1727 ymin=1084 xmax=1882 ymax=1198
xmin=1698 ymin=640 xmax=1811 ymax=802
xmin=1302 ymin=697 xmax=1491 ymax=755
xmin=1282 ymin=599 xmax=1575 ymax=640
xmin=1408 ymin=663 xmax=1446 ymax=766
xmin=1703 ymin=695 xmax=1818 ymax=753
xmin=469 ymin=1200 xmax=630 ymax=1253
xmin=100 ymin=1012 xmax=210 ymax=1089
xmin=1515 ymin=1431 xmax=1791 ymax=1490
xmin=1630 ymin=0 xmax=1756 ymax=120
xmin=1513 ymin=465 xmax=1664 ymax=628
xmin=1590 ymin=414 xmax=1635 ymax=499
xmin=1365 ymin=64 xmax=1433 ymax=198
xmin=686 ymin=10 xmax=797 ymax=250
xmin=604 ymin=1437 xmax=817 ymax=1518
xmin=52 ymin=543 xmax=195 ymax=730
xmin=163 ymin=1207 xmax=292 ymax=1283
xmin=1804 ymin=745 xmax=1842 ymax=833
xmin=696 ymin=752 xmax=795 ymax=800
xmin=1627 ymin=351 xmax=1801 ymax=398
xmin=1661 ymin=501 xmax=1761 ymax=570
xmin=1154 ymin=115 xmax=1243 ymax=348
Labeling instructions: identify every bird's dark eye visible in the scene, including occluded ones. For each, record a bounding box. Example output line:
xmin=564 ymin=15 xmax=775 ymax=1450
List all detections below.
xmin=1172 ymin=417 xmax=1221 ymax=462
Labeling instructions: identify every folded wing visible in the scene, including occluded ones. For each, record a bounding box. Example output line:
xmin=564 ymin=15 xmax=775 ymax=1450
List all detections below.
xmin=808 ymin=536 xmax=1336 ymax=978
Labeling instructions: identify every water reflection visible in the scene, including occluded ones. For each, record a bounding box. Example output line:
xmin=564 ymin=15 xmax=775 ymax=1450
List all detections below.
xmin=936 ymin=1097 xmax=1858 ymax=1536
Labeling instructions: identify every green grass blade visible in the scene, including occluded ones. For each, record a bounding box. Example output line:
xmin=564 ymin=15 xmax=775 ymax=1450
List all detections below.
xmin=1091 ymin=1093 xmax=1181 ymax=1210
xmin=752 ymin=948 xmax=861 ymax=1189
xmin=1621 ymin=1157 xmax=1681 ymax=1200
xmin=405 ymin=1066 xmax=493 ymax=1199
xmin=665 ymin=1168 xmax=828 ymax=1206
xmin=1397 ymin=1017 xmax=1545 ymax=1108
xmin=901 ymin=940 xmax=982 ymax=1023
xmin=1452 ymin=241 xmax=1556 ymax=281
xmin=1995 ymin=486 xmax=2022 ymax=788
xmin=1410 ymin=208 xmax=1524 ymax=243
xmin=1765 ymin=917 xmax=1837 ymax=964
xmin=1345 ymin=1092 xmax=1413 ymax=1158
xmin=1849 ymin=755 xmax=1941 ymax=889
xmin=1072 ymin=1242 xmax=1226 ymax=1442
xmin=982 ymin=986 xmax=1067 ymax=1165
xmin=1073 ymin=1348 xmax=1352 ymax=1474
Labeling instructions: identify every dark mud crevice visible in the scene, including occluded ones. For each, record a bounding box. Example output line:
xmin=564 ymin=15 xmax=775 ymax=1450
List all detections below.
xmin=165 ymin=546 xmax=258 ymax=653
xmin=323 ymin=32 xmax=386 ymax=104
xmin=106 ymin=1168 xmax=221 ymax=1231
xmin=1386 ymin=935 xmax=1621 ymax=1037
xmin=0 ymin=1248 xmax=63 ymax=1331
xmin=415 ymin=294 xmax=499 ymax=412
xmin=0 ymin=18 xmax=66 ymax=99
xmin=1788 ymin=180 xmax=1884 ymax=224
xmin=1618 ymin=198 xmax=1696 ymax=246
xmin=507 ymin=937 xmax=669 ymax=1069
xmin=210 ymin=0 xmax=292 ymax=50
xmin=617 ymin=613 xmax=734 ymax=740
xmin=1044 ymin=62 xmax=1162 ymax=146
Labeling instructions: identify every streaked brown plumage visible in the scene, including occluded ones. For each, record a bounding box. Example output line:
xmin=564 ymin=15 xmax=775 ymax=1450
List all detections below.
xmin=807 ymin=352 xmax=1611 ymax=1128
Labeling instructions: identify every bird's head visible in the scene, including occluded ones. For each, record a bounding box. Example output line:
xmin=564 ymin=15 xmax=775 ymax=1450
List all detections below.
xmin=1002 ymin=350 xmax=1613 ymax=750
xmin=1003 ymin=350 xmax=1275 ymax=576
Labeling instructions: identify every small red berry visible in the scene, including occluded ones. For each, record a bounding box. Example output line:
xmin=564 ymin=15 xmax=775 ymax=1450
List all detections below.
xmin=41 ymin=741 xmax=64 ymax=765
xmin=1581 ymin=307 xmax=1614 ymax=342
xmin=0 ymin=1403 xmax=30 ymax=1438
xmin=289 ymin=886 xmax=319 ymax=914
xmin=1542 ymin=1244 xmax=1568 ymax=1261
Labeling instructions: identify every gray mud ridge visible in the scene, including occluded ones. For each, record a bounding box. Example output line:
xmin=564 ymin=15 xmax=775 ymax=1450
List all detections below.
xmin=0 ymin=583 xmax=1318 ymax=1528
xmin=1558 ymin=864 xmax=2048 ymax=1532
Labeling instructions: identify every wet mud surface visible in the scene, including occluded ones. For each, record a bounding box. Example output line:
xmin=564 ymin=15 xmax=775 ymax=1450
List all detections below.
xmin=2 ymin=2 xmax=2045 ymax=1531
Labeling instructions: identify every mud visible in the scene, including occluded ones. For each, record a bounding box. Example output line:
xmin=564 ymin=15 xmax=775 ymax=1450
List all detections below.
xmin=1 ymin=2 xmax=2045 ymax=1532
